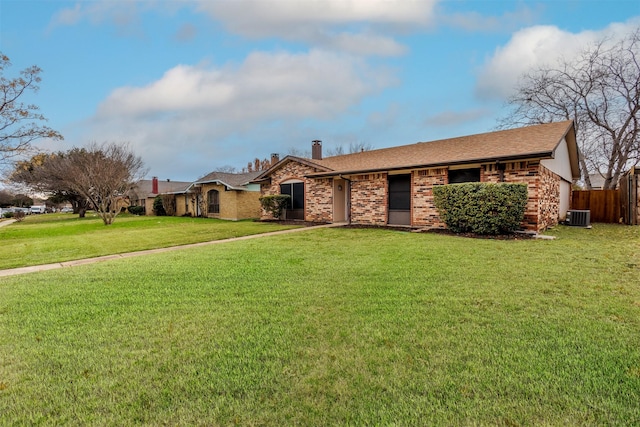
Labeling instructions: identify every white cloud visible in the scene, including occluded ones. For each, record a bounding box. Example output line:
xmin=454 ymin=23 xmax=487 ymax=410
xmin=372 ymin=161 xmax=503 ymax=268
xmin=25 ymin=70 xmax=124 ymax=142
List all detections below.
xmin=476 ymin=19 xmax=640 ymax=100
xmin=47 ymin=0 xmax=437 ymax=56
xmin=88 ymin=50 xmax=396 ymax=179
xmin=194 ymin=0 xmax=437 ymax=56
xmin=49 ymin=2 xmax=83 ymax=26
xmin=49 ymin=0 xmax=142 ymax=29
xmin=442 ymin=5 xmax=540 ymax=33
xmin=98 ymin=50 xmax=394 ymax=120
xmin=330 ymin=32 xmax=407 ymax=56
xmin=196 ymin=0 xmax=436 ymax=32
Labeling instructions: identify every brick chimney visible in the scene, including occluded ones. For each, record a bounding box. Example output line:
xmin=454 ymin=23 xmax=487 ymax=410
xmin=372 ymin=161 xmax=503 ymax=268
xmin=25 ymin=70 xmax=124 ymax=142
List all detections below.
xmin=312 ymin=140 xmax=322 ymax=160
xmin=152 ymin=177 xmax=158 ymax=194
xmin=271 ymin=153 xmax=280 ymax=166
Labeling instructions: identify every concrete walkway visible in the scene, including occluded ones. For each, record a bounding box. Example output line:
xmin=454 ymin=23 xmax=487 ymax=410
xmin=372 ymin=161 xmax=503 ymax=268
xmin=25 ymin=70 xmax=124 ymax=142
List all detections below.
xmin=0 ymin=223 xmax=342 ymax=278
xmin=0 ymin=219 xmax=17 ymax=228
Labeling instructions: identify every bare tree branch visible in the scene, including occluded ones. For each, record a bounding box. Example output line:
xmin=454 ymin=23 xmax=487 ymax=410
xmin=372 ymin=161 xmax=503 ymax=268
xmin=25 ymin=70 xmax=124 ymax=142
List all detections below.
xmin=499 ymin=28 xmax=640 ymax=189
xmin=0 ymin=53 xmax=63 ymax=169
xmin=9 ymin=142 xmax=146 ymax=225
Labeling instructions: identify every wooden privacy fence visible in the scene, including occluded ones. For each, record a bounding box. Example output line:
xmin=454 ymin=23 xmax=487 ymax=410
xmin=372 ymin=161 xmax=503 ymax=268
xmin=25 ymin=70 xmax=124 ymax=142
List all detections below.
xmin=571 ymin=190 xmax=621 ymax=223
xmin=620 ymin=169 xmax=639 ymax=225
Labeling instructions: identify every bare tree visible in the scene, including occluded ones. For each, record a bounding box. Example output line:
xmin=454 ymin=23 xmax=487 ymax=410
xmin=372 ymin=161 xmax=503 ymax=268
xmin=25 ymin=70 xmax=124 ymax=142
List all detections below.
xmin=10 ymin=152 xmax=90 ymax=217
xmin=0 ymin=53 xmax=63 ymax=169
xmin=11 ymin=142 xmax=145 ymax=225
xmin=59 ymin=143 xmax=146 ymax=225
xmin=499 ymin=28 xmax=640 ymax=189
xmin=326 ymin=141 xmax=374 ymax=157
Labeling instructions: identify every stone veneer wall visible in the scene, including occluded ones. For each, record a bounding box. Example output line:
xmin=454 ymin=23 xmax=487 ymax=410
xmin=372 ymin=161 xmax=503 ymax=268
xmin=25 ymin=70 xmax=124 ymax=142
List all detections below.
xmin=350 ymin=173 xmax=387 ymax=225
xmin=412 ymin=168 xmax=447 ymax=228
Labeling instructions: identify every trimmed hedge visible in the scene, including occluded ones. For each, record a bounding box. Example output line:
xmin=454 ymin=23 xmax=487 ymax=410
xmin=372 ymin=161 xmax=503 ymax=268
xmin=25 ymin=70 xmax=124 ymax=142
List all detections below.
xmin=127 ymin=205 xmax=145 ymax=215
xmin=432 ymin=182 xmax=528 ymax=234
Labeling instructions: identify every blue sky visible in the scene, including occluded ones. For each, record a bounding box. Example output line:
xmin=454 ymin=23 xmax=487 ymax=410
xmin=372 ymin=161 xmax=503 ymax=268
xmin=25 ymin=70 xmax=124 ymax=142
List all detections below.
xmin=1 ymin=0 xmax=639 ymax=181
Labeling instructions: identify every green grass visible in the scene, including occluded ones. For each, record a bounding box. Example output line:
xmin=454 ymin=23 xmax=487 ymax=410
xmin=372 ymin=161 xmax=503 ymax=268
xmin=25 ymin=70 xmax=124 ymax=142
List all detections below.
xmin=0 ymin=213 xmax=300 ymax=269
xmin=1 ymin=224 xmax=639 ymax=425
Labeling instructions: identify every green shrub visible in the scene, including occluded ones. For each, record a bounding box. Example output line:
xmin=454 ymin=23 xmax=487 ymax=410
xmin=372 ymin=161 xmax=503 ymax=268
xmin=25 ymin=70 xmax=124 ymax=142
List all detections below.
xmin=153 ymin=196 xmax=166 ymax=216
xmin=433 ymin=182 xmax=528 ymax=234
xmin=127 ymin=205 xmax=145 ymax=215
xmin=259 ymin=195 xmax=291 ymax=220
xmin=3 ymin=211 xmax=14 ymax=219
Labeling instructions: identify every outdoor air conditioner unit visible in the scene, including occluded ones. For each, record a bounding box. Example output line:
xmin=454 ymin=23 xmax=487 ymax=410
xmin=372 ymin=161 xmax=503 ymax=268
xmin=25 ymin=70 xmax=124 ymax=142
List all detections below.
xmin=566 ymin=209 xmax=591 ymax=227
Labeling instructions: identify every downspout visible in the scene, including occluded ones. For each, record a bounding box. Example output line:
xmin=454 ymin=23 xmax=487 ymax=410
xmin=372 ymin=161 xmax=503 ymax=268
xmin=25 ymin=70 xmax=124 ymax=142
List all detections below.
xmin=339 ymin=174 xmax=352 ymax=224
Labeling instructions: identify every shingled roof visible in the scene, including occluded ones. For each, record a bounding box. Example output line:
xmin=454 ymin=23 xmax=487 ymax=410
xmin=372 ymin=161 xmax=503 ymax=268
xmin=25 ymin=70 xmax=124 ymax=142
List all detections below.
xmin=194 ymin=171 xmax=263 ymax=190
xmin=133 ymin=179 xmax=192 ymax=198
xmin=256 ymin=120 xmax=579 ymax=180
xmin=316 ymin=121 xmax=578 ymax=176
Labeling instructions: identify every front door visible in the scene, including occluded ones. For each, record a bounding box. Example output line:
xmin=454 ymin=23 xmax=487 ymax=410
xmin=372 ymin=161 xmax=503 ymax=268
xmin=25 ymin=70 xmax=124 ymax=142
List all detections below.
xmin=333 ymin=178 xmax=347 ymax=223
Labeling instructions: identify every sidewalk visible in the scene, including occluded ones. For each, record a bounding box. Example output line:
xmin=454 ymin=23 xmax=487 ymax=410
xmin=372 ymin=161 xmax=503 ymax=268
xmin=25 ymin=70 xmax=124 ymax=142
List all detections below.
xmin=0 ymin=219 xmax=17 ymax=228
xmin=0 ymin=223 xmax=342 ymax=278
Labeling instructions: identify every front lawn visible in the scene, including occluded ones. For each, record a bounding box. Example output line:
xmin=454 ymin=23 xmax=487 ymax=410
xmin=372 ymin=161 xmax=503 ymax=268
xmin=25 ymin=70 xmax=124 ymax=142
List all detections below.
xmin=0 ymin=224 xmax=639 ymax=425
xmin=0 ymin=213 xmax=300 ymax=269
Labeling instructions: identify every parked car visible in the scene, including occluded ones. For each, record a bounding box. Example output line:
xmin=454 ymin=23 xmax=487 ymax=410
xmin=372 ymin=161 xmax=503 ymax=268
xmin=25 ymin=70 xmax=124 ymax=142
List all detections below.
xmin=30 ymin=205 xmax=46 ymax=214
xmin=60 ymin=207 xmax=73 ymax=213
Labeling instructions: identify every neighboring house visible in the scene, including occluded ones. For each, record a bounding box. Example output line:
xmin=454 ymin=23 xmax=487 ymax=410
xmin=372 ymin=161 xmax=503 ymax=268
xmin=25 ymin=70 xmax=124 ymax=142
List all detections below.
xmin=129 ymin=177 xmax=192 ymax=215
xmin=172 ymin=171 xmax=263 ymax=220
xmin=253 ymin=121 xmax=580 ymax=232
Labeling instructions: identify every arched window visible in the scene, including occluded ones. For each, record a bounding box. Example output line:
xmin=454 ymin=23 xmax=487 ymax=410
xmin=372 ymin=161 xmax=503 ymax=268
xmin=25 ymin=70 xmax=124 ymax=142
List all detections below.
xmin=208 ymin=189 xmax=220 ymax=214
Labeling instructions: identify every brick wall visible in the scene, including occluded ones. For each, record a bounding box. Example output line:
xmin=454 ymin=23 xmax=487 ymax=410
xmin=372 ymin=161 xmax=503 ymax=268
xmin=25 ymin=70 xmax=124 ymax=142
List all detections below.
xmin=350 ymin=173 xmax=387 ymax=225
xmin=306 ymin=178 xmax=333 ymax=222
xmin=483 ymin=161 xmax=561 ymax=231
xmin=412 ymin=168 xmax=447 ymax=228
xmin=175 ymin=194 xmax=188 ymax=216
xmin=144 ymin=197 xmax=155 ymax=215
xmin=260 ymin=158 xmax=563 ymax=231
xmin=236 ymin=191 xmax=262 ymax=220
xmin=200 ymin=183 xmax=261 ymax=220
xmin=260 ymin=160 xmax=327 ymax=221
xmin=537 ymin=165 xmax=561 ymax=231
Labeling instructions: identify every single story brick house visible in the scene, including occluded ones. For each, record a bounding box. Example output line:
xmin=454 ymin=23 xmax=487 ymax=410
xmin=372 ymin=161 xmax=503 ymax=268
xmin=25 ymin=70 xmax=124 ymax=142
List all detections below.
xmin=253 ymin=121 xmax=580 ymax=232
xmin=171 ymin=171 xmax=263 ymax=220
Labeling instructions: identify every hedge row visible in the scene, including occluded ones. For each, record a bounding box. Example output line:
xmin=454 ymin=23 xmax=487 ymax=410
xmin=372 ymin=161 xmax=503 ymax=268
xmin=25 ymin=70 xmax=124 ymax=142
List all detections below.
xmin=432 ymin=183 xmax=528 ymax=234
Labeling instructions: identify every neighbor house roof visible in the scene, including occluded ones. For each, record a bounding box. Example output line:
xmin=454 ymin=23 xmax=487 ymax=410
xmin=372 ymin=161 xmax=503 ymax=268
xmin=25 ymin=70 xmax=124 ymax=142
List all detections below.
xmin=133 ymin=179 xmax=192 ymax=198
xmin=193 ymin=171 xmax=263 ymax=190
xmin=255 ymin=120 xmax=580 ymax=180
